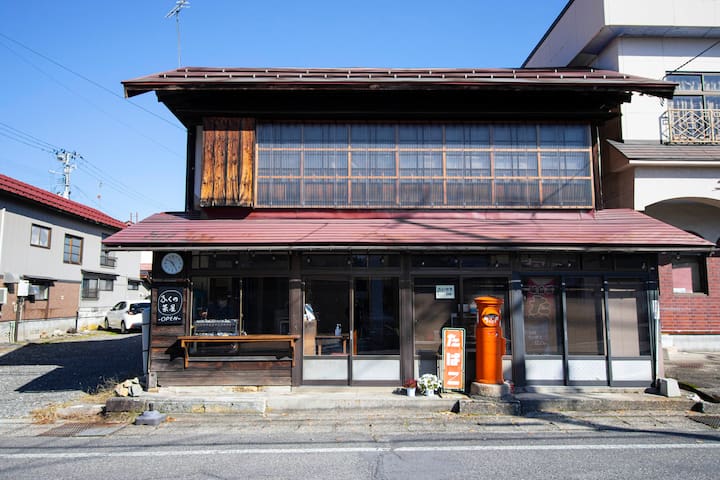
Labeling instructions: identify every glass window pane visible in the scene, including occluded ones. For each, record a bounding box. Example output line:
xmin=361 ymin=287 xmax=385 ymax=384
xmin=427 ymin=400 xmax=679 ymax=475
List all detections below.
xmin=398 ymin=180 xmax=443 ymax=206
xmin=541 ymin=151 xmax=590 ymax=177
xmin=351 ymin=151 xmax=395 ymax=177
xmin=355 ymin=277 xmax=399 ymax=355
xmin=398 ymin=125 xmax=442 ymax=148
xmin=303 ymin=180 xmax=348 ymax=206
xmin=446 ymin=179 xmax=492 ymax=206
xmin=399 ymin=151 xmax=442 ymax=176
xmin=446 ymin=125 xmax=490 ymax=147
xmin=304 ymin=278 xmax=350 ymax=356
xmin=566 ymin=277 xmax=606 ymax=355
xmin=495 ymin=180 xmax=540 ymax=206
xmin=704 ymin=75 xmax=720 ymax=92
xmin=705 ymin=95 xmax=720 ymax=109
xmin=666 ymin=74 xmax=702 ymax=91
xmin=494 ymin=152 xmax=538 ymax=177
xmin=350 ymin=124 xmax=395 ymax=148
xmin=607 ymin=279 xmax=650 ymax=356
xmin=257 ymin=123 xmax=302 ymax=144
xmin=671 ymin=95 xmax=703 ymax=109
xmin=541 ymin=179 xmax=593 ymax=207
xmin=494 ymin=124 xmax=537 ymax=148
xmin=350 ymin=180 xmax=396 ymax=206
xmin=413 ymin=278 xmax=455 ymax=358
xmin=539 ymin=125 xmax=589 ymax=148
xmin=303 ymin=125 xmax=348 ymax=148
xmin=304 ymin=151 xmax=347 ymax=177
xmin=447 ymin=152 xmax=490 ymax=177
xmin=522 ymin=277 xmax=563 ymax=355
xmin=257 ymin=150 xmax=300 ymax=176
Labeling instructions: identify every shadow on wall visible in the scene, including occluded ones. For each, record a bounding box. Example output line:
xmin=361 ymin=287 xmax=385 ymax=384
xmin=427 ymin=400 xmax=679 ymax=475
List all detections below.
xmin=0 ymin=335 xmax=142 ymax=393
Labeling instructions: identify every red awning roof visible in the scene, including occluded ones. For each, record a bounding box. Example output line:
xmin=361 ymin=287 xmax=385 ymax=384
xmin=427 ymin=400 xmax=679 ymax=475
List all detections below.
xmin=103 ymin=209 xmax=713 ymax=252
xmin=0 ymin=174 xmax=127 ymax=230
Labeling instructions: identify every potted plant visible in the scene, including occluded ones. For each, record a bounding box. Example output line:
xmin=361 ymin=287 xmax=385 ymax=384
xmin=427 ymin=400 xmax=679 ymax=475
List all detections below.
xmin=417 ymin=373 xmax=441 ymax=396
xmin=403 ymin=378 xmax=417 ymax=397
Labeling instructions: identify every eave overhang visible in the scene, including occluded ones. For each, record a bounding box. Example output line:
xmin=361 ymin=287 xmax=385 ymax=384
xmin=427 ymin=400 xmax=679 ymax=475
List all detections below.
xmin=103 ymin=209 xmax=714 ymax=254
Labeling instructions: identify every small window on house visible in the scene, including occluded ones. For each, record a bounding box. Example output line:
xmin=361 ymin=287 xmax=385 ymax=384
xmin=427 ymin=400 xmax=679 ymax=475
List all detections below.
xmin=128 ymin=280 xmax=140 ymax=291
xmin=30 ymin=284 xmax=49 ymax=301
xmin=671 ymin=255 xmax=708 ymax=294
xmin=82 ymin=278 xmax=99 ymax=299
xmin=63 ymin=235 xmax=83 ymax=264
xmin=30 ymin=224 xmax=51 ymax=248
xmin=99 ymin=279 xmax=114 ymax=292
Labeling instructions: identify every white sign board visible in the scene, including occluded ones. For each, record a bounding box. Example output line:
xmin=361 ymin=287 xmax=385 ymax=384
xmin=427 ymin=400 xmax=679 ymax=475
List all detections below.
xmin=435 ymin=285 xmax=455 ymax=300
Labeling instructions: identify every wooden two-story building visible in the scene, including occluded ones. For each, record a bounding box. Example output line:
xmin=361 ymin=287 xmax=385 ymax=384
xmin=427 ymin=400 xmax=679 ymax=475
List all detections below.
xmin=105 ymin=67 xmax=713 ymax=390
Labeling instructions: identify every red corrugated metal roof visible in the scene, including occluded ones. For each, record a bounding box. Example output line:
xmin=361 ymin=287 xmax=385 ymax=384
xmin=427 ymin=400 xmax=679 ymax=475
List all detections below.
xmin=0 ymin=174 xmax=127 ymax=230
xmin=103 ymin=209 xmax=713 ymax=252
xmin=123 ymin=67 xmax=676 ymax=99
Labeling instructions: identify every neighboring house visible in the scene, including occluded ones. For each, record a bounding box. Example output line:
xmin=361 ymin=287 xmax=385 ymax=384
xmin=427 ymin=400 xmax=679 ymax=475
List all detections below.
xmin=0 ymin=174 xmax=148 ymax=341
xmin=524 ymin=0 xmax=720 ymax=352
xmin=104 ymin=66 xmax=712 ymax=390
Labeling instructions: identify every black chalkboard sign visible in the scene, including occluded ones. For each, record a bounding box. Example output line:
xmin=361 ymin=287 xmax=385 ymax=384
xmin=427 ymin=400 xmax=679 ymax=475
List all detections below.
xmin=157 ymin=287 xmax=184 ymax=325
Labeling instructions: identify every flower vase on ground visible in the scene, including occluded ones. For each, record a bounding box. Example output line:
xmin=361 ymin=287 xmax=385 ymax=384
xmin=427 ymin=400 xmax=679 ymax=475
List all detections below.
xmin=403 ymin=378 xmax=417 ymax=397
xmin=417 ymin=373 xmax=440 ymax=397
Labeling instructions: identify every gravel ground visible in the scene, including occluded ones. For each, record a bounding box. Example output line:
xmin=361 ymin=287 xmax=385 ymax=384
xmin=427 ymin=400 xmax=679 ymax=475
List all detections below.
xmin=0 ymin=330 xmax=142 ymax=419
xmin=664 ymin=351 xmax=720 ymax=400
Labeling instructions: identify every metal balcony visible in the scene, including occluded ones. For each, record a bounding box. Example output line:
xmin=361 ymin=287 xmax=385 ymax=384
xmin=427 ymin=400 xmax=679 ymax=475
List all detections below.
xmin=100 ymin=253 xmax=117 ymax=268
xmin=662 ymin=108 xmax=720 ymax=144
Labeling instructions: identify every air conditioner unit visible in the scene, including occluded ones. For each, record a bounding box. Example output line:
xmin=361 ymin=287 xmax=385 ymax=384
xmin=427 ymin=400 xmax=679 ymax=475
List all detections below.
xmin=0 ymin=287 xmax=7 ymax=304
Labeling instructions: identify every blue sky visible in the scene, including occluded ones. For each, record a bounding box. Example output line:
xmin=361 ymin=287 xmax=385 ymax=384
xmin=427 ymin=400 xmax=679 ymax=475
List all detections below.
xmin=0 ymin=0 xmax=568 ymax=222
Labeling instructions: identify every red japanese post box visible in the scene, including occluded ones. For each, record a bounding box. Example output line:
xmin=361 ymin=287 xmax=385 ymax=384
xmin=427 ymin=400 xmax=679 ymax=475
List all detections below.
xmin=474 ymin=296 xmax=506 ymax=385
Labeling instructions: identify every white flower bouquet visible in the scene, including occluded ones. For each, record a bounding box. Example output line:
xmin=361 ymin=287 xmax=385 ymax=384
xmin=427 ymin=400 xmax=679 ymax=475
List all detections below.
xmin=417 ymin=373 xmax=440 ymax=394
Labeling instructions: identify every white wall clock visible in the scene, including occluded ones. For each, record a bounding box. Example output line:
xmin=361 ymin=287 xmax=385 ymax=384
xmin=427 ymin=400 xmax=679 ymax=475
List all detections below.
xmin=160 ymin=252 xmax=184 ymax=275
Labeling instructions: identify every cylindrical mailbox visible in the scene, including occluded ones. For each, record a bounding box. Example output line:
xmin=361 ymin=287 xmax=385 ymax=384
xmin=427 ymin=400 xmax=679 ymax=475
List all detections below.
xmin=474 ymin=296 xmax=505 ymax=385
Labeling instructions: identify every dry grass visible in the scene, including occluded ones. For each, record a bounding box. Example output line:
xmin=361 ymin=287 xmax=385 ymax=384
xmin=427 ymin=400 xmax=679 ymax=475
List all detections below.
xmin=31 ymin=377 xmax=126 ymax=424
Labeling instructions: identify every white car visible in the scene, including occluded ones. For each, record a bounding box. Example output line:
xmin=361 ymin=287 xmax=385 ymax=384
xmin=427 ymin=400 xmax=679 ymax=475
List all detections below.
xmin=104 ymin=301 xmax=150 ymax=333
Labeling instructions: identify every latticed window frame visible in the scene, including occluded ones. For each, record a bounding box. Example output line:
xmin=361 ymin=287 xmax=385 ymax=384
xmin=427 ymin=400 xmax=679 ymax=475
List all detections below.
xmin=255 ymin=122 xmax=595 ymax=209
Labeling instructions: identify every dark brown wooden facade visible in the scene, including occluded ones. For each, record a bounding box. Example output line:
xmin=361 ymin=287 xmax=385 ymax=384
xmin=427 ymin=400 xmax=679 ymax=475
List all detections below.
xmin=110 ymin=67 xmax=714 ymax=389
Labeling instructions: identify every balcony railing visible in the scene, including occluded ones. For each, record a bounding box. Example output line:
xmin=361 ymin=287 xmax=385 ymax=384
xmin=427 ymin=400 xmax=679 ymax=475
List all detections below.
xmin=100 ymin=253 xmax=117 ymax=268
xmin=662 ymin=108 xmax=720 ymax=144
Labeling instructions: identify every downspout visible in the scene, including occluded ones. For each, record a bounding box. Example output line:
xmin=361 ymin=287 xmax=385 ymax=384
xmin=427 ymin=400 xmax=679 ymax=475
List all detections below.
xmin=595 ymin=125 xmax=604 ymax=210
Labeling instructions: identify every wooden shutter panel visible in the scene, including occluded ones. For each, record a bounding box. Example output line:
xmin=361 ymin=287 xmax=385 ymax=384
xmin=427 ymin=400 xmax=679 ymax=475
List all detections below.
xmin=200 ymin=117 xmax=255 ymax=207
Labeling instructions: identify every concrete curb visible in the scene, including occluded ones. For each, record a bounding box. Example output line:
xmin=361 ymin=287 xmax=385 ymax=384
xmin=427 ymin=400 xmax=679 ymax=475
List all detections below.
xmin=105 ymin=391 xmax=700 ymax=416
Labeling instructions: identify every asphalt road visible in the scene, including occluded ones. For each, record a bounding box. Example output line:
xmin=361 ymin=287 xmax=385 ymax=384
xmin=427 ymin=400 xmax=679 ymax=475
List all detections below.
xmin=0 ymin=419 xmax=719 ymax=480
xmin=0 ymin=331 xmax=142 ymax=419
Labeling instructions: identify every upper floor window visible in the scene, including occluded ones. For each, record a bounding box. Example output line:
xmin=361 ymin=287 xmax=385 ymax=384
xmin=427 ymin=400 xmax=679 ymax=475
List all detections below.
xmin=256 ymin=123 xmax=593 ymax=209
xmin=30 ymin=224 xmax=51 ymax=248
xmin=665 ymin=72 xmax=720 ymax=143
xmin=671 ymin=254 xmax=708 ymax=294
xmin=63 ymin=234 xmax=83 ymax=264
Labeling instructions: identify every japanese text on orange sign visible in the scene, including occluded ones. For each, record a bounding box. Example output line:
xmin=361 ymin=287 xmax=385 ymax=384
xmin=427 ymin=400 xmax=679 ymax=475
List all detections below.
xmin=442 ymin=328 xmax=465 ymax=391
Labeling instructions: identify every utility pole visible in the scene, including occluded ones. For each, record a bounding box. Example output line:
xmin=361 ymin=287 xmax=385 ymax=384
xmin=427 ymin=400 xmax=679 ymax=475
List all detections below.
xmin=52 ymin=150 xmax=80 ymax=199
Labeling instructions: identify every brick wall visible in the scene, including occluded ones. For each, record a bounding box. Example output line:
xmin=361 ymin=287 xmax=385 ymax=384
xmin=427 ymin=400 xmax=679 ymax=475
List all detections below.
xmin=658 ymin=255 xmax=720 ymax=334
xmin=0 ymin=281 xmax=79 ymax=323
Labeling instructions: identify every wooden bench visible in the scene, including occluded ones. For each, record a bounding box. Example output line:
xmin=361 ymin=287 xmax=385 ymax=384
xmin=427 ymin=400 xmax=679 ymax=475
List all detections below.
xmin=178 ymin=334 xmax=300 ymax=369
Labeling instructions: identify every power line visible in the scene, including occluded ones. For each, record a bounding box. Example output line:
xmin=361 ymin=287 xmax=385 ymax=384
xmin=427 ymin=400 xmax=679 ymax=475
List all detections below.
xmin=0 ymin=121 xmax=60 ymax=153
xmin=0 ymin=31 xmax=183 ymax=131
xmin=667 ymin=39 xmax=720 ymax=75
xmin=0 ymin=37 xmax=184 ymax=158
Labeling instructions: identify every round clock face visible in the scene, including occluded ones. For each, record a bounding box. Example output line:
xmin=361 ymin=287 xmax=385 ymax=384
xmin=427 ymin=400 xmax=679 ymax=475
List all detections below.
xmin=161 ymin=252 xmax=184 ymax=275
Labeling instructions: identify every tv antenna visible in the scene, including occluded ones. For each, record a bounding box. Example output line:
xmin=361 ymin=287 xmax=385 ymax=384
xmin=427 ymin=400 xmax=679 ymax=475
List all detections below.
xmin=165 ymin=0 xmax=191 ymax=67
